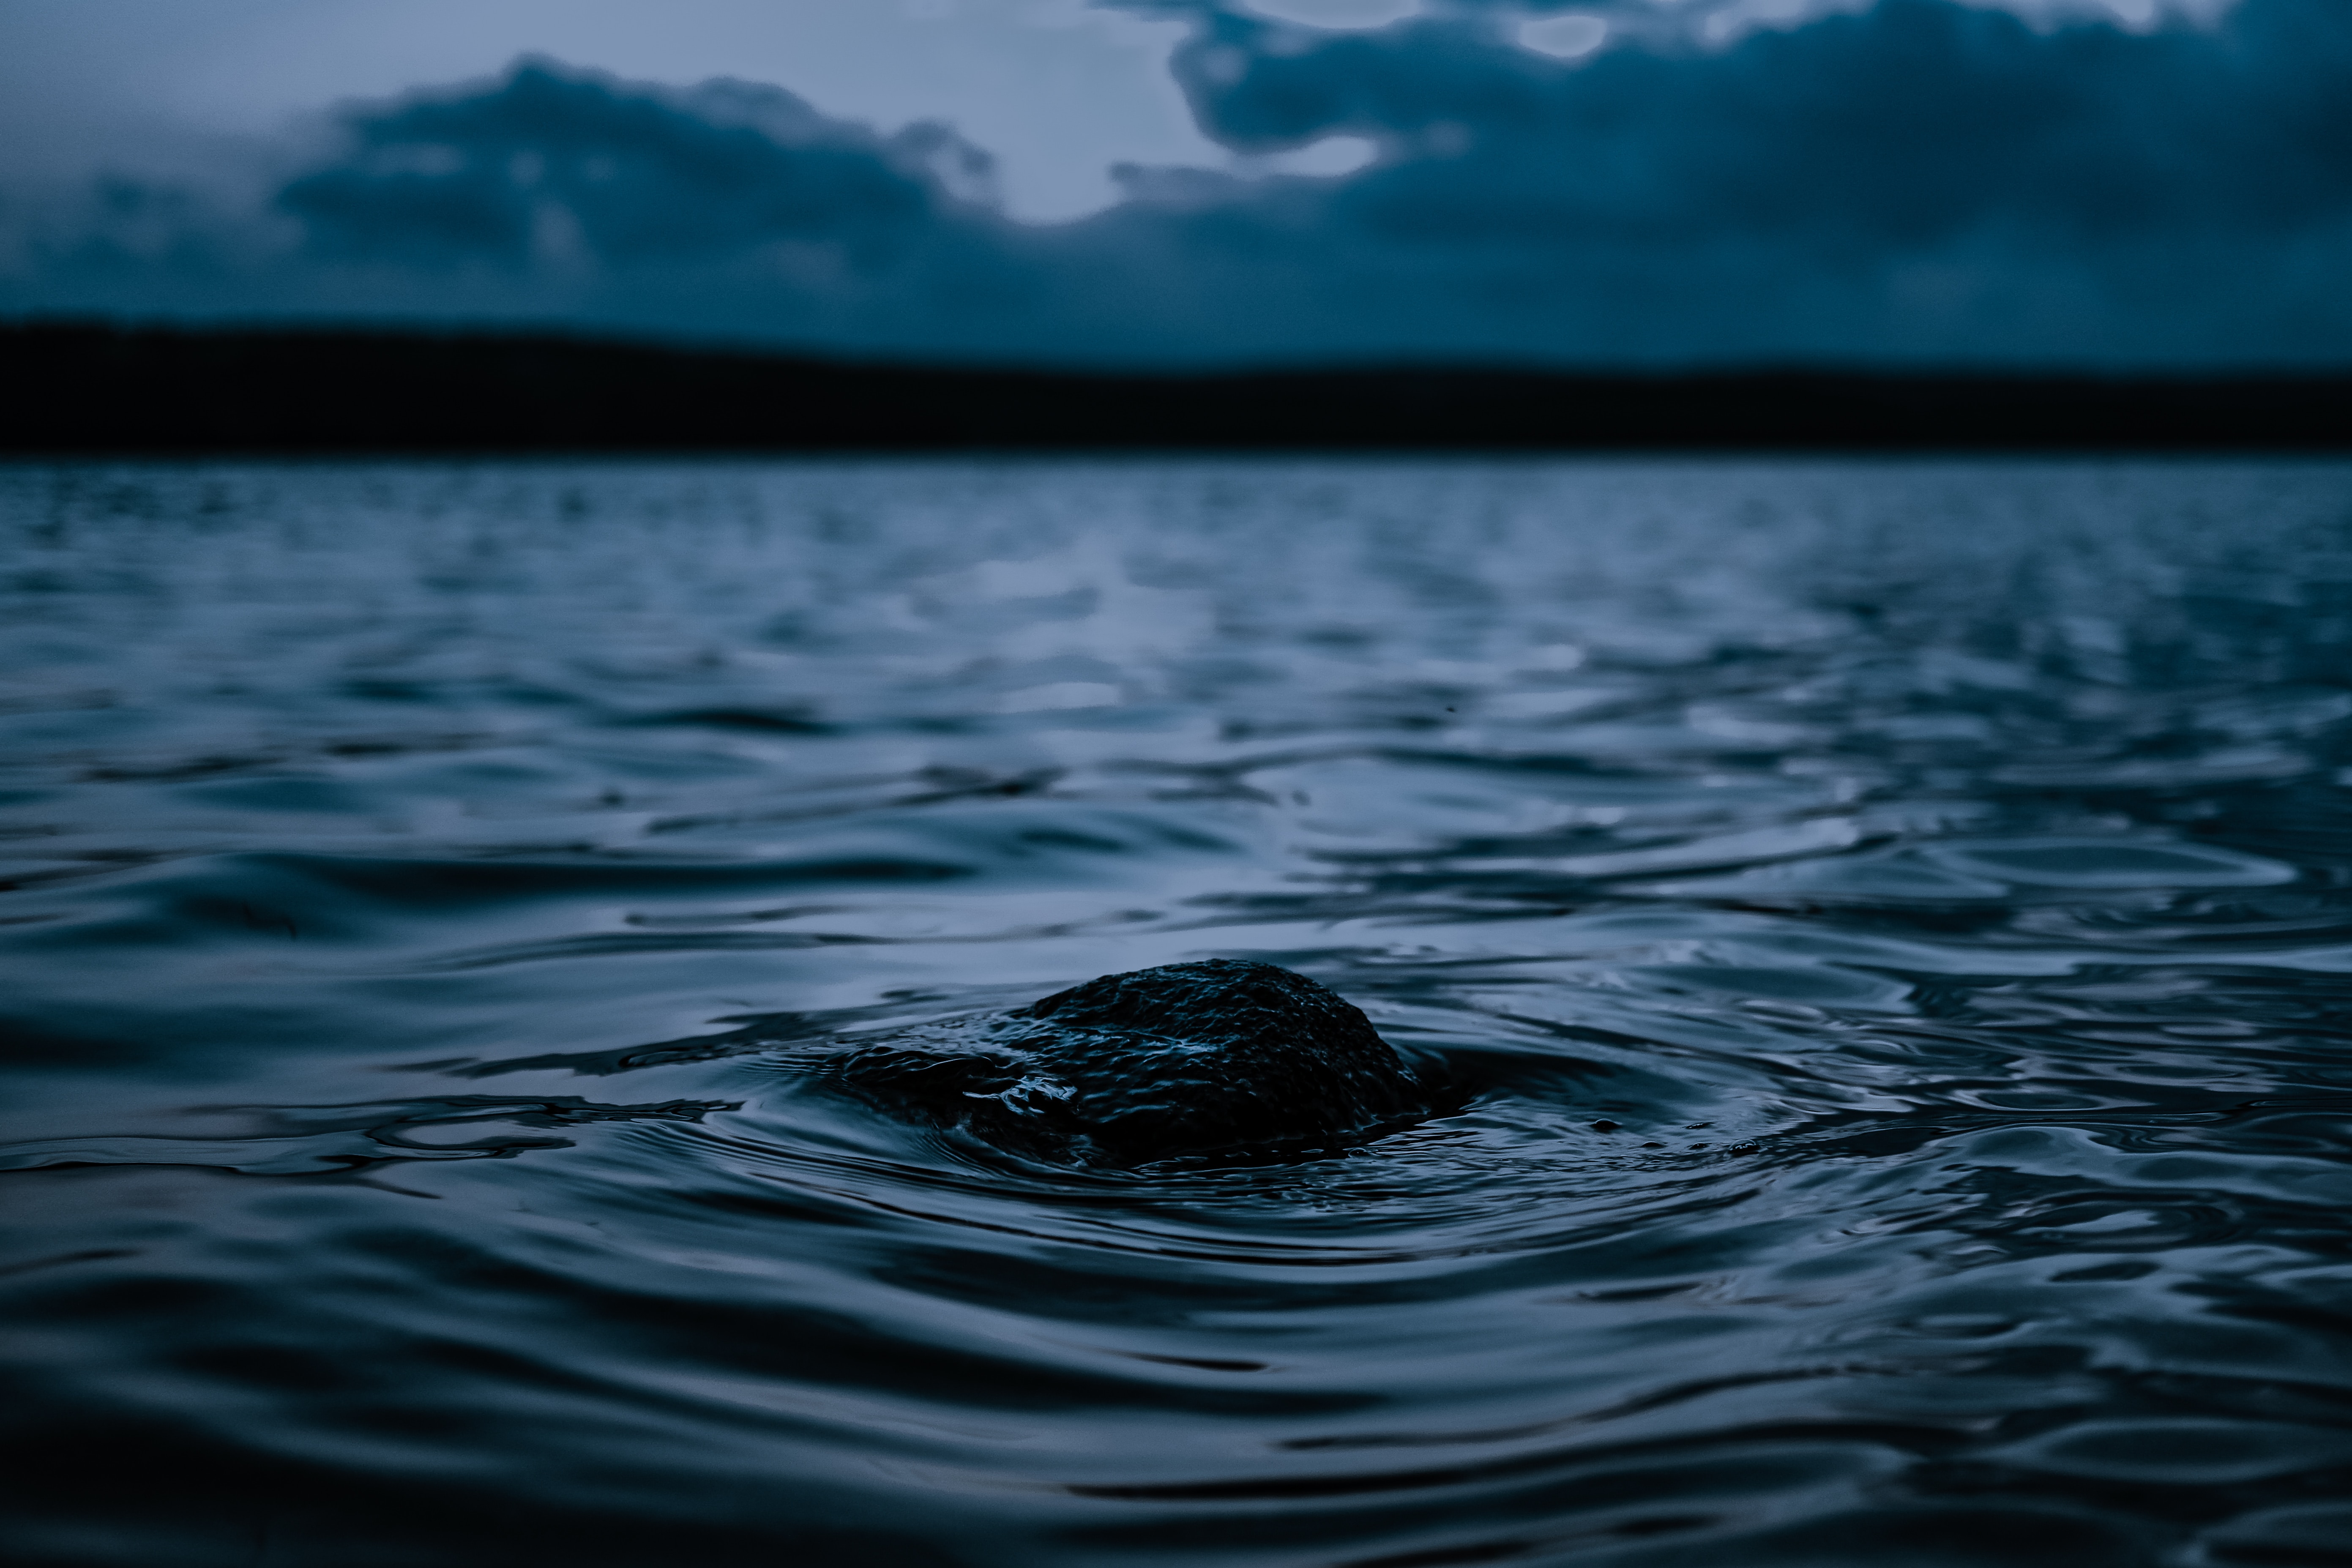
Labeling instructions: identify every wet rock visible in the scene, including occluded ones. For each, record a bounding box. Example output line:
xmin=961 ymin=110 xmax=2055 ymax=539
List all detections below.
xmin=837 ymin=959 xmax=1435 ymax=1167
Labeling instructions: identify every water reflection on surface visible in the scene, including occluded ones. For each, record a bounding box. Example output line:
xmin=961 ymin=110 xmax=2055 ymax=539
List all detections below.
xmin=5 ymin=458 xmax=2352 ymax=1566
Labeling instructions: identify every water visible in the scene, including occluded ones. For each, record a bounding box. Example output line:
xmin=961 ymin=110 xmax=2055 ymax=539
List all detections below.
xmin=5 ymin=457 xmax=2352 ymax=1568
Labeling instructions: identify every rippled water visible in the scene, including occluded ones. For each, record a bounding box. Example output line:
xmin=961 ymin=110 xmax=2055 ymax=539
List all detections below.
xmin=7 ymin=458 xmax=2352 ymax=1567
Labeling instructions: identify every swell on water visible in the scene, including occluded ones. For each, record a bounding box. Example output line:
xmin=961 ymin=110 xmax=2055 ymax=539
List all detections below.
xmin=4 ymin=457 xmax=2352 ymax=1567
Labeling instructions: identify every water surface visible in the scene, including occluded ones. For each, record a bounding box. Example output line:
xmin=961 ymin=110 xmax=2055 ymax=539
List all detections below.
xmin=6 ymin=458 xmax=2352 ymax=1567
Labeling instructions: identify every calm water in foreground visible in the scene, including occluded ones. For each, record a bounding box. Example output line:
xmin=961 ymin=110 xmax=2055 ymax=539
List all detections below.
xmin=6 ymin=459 xmax=2352 ymax=1567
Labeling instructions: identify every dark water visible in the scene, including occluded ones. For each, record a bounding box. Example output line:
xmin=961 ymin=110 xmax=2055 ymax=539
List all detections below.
xmin=6 ymin=458 xmax=2352 ymax=1568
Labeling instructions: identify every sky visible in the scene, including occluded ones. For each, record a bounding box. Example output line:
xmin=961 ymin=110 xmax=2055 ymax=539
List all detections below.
xmin=0 ymin=0 xmax=1221 ymax=222
xmin=2 ymin=0 xmax=2346 ymax=370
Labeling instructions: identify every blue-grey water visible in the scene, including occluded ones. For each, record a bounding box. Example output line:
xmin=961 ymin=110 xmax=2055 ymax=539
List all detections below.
xmin=6 ymin=458 xmax=2352 ymax=1568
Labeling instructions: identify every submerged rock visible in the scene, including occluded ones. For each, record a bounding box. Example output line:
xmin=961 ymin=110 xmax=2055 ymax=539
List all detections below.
xmin=837 ymin=959 xmax=1435 ymax=1167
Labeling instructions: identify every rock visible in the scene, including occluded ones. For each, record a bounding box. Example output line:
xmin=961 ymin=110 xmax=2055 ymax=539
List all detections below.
xmin=836 ymin=959 xmax=1435 ymax=1166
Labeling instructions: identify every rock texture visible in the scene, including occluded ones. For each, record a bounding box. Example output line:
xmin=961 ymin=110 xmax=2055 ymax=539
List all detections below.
xmin=837 ymin=959 xmax=1433 ymax=1167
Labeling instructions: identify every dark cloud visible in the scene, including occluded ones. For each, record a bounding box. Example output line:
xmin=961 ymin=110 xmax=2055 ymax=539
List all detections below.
xmin=5 ymin=0 xmax=2352 ymax=368
xmin=278 ymin=62 xmax=990 ymax=268
xmin=1156 ymin=0 xmax=2352 ymax=240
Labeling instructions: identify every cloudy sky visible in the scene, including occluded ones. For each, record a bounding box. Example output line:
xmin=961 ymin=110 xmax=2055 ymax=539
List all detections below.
xmin=3 ymin=0 xmax=2345 ymax=369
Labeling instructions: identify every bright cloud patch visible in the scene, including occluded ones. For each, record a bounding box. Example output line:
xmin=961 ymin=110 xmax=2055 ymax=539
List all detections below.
xmin=1515 ymin=14 xmax=1609 ymax=59
xmin=1243 ymin=0 xmax=1423 ymax=28
xmin=1254 ymin=134 xmax=1380 ymax=177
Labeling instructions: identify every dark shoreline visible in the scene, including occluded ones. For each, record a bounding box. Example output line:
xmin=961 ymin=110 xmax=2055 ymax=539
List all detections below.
xmin=5 ymin=321 xmax=2348 ymax=454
